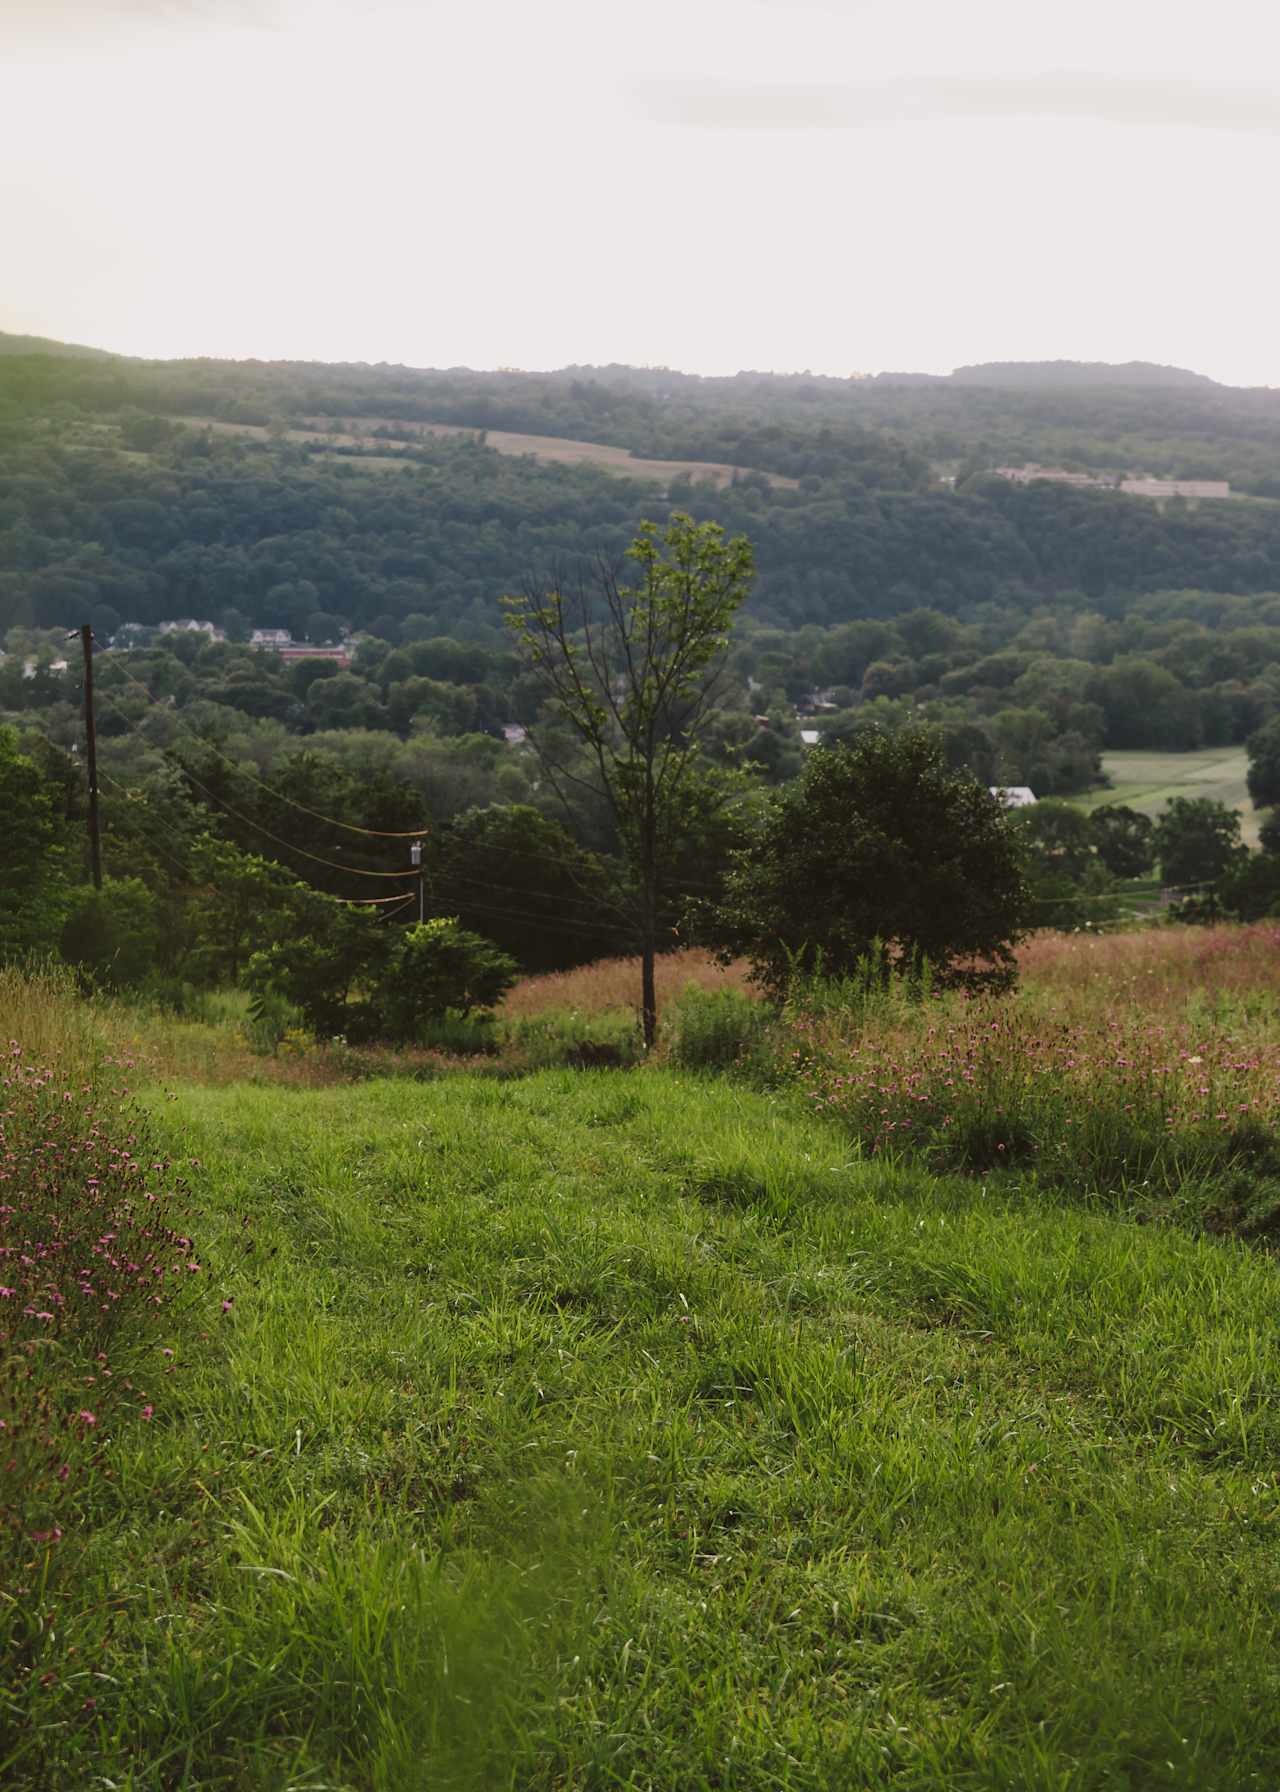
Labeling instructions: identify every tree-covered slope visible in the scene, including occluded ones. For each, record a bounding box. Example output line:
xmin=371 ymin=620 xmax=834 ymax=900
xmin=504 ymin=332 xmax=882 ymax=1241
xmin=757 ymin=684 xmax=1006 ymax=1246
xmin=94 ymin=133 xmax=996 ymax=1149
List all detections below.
xmin=4 ymin=387 xmax=1280 ymax=641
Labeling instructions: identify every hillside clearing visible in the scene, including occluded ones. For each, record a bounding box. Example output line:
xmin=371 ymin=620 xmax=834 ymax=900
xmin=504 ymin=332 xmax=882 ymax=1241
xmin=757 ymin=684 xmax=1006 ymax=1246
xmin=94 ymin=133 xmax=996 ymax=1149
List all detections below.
xmin=1073 ymin=745 xmax=1257 ymax=841
xmin=170 ymin=413 xmax=800 ymax=490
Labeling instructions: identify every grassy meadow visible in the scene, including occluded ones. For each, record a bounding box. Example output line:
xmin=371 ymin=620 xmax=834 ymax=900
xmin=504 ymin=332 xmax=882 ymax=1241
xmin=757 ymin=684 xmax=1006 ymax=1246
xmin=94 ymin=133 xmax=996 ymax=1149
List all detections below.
xmin=7 ymin=937 xmax=1280 ymax=1787
xmin=1073 ymin=746 xmax=1257 ymax=843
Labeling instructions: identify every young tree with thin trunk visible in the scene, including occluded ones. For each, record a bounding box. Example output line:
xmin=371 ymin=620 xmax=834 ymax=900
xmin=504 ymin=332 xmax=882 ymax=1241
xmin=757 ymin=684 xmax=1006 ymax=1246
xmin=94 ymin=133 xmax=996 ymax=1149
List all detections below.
xmin=504 ymin=513 xmax=755 ymax=1048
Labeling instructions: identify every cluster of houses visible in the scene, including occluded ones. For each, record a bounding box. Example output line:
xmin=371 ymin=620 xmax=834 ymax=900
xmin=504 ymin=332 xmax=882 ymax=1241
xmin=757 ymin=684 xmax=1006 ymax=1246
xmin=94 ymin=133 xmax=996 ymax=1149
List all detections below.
xmin=106 ymin=620 xmax=354 ymax=670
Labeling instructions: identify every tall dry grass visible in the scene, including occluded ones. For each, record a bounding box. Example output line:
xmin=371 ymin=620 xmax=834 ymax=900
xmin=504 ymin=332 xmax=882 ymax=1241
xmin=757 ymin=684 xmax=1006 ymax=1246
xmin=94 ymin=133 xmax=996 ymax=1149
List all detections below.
xmin=1018 ymin=923 xmax=1280 ymax=1019
xmin=0 ymin=964 xmax=109 ymax=1072
xmin=782 ymin=924 xmax=1280 ymax=1222
xmin=500 ymin=950 xmax=757 ymax=1018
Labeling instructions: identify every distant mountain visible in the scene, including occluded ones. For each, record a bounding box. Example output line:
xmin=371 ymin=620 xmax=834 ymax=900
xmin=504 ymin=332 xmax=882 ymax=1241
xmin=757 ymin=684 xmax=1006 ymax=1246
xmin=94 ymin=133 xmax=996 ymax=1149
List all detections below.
xmin=0 ymin=330 xmax=118 ymax=360
xmin=948 ymin=359 xmax=1220 ymax=390
xmin=869 ymin=371 xmax=947 ymax=387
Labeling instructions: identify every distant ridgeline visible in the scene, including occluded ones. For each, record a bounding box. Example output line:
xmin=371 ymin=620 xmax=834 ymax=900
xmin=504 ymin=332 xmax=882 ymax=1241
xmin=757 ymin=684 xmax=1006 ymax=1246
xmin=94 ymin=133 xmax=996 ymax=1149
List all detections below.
xmin=2 ymin=338 xmax=1280 ymax=645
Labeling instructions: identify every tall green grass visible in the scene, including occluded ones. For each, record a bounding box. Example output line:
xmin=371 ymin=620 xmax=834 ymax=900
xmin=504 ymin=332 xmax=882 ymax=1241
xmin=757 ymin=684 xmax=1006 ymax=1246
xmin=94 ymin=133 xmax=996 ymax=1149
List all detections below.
xmin=8 ymin=1066 xmax=1280 ymax=1786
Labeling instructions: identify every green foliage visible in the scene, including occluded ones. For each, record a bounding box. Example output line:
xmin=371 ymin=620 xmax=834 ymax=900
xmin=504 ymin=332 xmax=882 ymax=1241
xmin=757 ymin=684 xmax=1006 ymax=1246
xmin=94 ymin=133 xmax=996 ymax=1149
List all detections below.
xmin=1087 ymin=803 xmax=1156 ymax=877
xmin=184 ymin=834 xmax=314 ymax=984
xmin=1014 ymin=798 xmax=1097 ymax=882
xmin=250 ymin=912 xmax=516 ymax=1045
xmin=379 ymin=919 xmax=518 ymax=1040
xmin=429 ymin=804 xmax=619 ymax=973
xmin=243 ymin=986 xmax=299 ymax=1054
xmin=665 ymin=984 xmax=772 ymax=1073
xmin=1246 ymin=713 xmax=1280 ymax=809
xmin=245 ymin=901 xmax=387 ymax=1040
xmin=1218 ymin=853 xmax=1280 ymax=922
xmin=1012 ymin=800 xmax=1123 ymax=929
xmin=703 ymin=730 xmax=1030 ymax=998
xmin=59 ymin=876 xmax=161 ymax=989
xmin=1153 ymin=796 xmax=1248 ymax=886
xmin=0 ymin=724 xmax=73 ymax=961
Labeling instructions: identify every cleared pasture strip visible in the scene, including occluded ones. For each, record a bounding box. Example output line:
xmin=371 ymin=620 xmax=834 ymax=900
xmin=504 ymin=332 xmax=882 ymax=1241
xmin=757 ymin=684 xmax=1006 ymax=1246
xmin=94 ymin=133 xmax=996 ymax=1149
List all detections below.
xmin=170 ymin=413 xmax=799 ymax=490
xmin=1073 ymin=746 xmax=1258 ymax=843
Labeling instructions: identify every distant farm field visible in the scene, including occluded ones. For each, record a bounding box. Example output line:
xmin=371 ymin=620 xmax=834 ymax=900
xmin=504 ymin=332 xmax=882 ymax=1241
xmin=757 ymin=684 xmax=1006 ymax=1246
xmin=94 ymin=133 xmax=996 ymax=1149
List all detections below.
xmin=1073 ymin=746 xmax=1259 ymax=844
xmin=174 ymin=413 xmax=799 ymax=491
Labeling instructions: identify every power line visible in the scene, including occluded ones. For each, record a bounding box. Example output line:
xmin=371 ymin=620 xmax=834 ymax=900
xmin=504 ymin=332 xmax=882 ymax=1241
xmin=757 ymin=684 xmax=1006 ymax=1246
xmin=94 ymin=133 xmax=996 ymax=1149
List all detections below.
xmin=98 ymin=752 xmax=628 ymax=940
xmin=100 ymin=769 xmax=427 ymax=921
xmin=95 ymin=748 xmax=635 ymax=939
xmin=99 ymin=657 xmax=431 ymax=837
xmin=175 ymin=761 xmax=419 ymax=881
xmin=91 ymin=660 xmax=735 ymax=896
xmin=92 ymin=689 xmax=418 ymax=883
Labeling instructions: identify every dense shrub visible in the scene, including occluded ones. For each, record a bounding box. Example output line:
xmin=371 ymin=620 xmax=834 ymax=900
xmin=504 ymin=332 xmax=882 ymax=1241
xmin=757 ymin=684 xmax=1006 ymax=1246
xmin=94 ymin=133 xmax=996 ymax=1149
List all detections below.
xmin=249 ymin=914 xmax=518 ymax=1044
xmin=59 ymin=877 xmax=163 ymax=991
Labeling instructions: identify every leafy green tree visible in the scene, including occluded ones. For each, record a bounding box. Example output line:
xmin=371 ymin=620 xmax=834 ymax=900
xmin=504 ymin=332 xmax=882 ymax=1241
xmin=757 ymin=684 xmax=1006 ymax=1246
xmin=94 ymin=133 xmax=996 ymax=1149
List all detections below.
xmin=1259 ymin=809 xmax=1280 ymax=856
xmin=1219 ymin=853 xmax=1280 ymax=922
xmin=60 ymin=877 xmax=162 ymax=989
xmin=505 ymin=512 xmax=755 ymax=1047
xmin=1013 ymin=799 xmax=1097 ymax=883
xmin=184 ymin=835 xmax=312 ymax=983
xmin=1087 ymin=804 xmax=1155 ymax=878
xmin=700 ymin=730 xmax=1029 ymax=998
xmin=0 ymin=725 xmax=72 ymax=961
xmin=429 ymin=804 xmax=618 ymax=972
xmin=304 ymin=611 xmax=346 ymax=645
xmin=306 ymin=673 xmax=388 ymax=731
xmin=377 ymin=919 xmax=517 ymax=1039
xmin=1153 ymin=797 xmax=1247 ymax=887
xmin=246 ymin=901 xmax=384 ymax=1037
xmin=1246 ymin=715 xmax=1280 ymax=810
xmin=1096 ymin=659 xmax=1202 ymax=751
xmin=249 ymin=912 xmax=515 ymax=1042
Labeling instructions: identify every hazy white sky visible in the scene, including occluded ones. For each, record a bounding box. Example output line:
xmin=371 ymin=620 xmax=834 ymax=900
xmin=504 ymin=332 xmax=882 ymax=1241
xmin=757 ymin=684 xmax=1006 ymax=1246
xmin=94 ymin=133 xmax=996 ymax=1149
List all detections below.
xmin=2 ymin=0 xmax=1278 ymax=382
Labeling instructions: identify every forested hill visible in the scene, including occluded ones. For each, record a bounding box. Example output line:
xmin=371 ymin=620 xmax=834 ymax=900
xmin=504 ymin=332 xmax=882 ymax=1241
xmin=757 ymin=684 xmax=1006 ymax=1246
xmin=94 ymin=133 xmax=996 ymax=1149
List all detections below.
xmin=0 ymin=331 xmax=118 ymax=360
xmin=3 ymin=337 xmax=1280 ymax=647
xmin=947 ymin=360 xmax=1220 ymax=390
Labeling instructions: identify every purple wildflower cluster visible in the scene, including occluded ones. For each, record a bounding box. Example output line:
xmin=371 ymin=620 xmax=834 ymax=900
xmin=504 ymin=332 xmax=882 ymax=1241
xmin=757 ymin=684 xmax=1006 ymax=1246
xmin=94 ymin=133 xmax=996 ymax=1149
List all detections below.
xmin=795 ymin=999 xmax=1280 ymax=1183
xmin=1 ymin=1042 xmax=196 ymax=1562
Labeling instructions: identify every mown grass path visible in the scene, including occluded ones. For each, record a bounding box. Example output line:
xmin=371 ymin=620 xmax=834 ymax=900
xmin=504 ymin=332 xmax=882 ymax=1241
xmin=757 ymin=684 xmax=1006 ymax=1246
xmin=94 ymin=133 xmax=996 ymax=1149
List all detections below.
xmin=55 ymin=1072 xmax=1280 ymax=1789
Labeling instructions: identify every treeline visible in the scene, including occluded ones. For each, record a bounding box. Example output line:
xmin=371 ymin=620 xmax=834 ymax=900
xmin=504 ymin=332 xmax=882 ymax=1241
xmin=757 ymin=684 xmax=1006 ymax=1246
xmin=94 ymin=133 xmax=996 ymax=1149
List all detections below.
xmin=5 ymin=341 xmax=1280 ymax=490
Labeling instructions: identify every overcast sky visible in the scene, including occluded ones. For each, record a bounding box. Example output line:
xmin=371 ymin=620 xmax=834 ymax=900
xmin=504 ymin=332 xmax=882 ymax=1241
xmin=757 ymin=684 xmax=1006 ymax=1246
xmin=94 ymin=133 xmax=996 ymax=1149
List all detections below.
xmin=2 ymin=0 xmax=1278 ymax=382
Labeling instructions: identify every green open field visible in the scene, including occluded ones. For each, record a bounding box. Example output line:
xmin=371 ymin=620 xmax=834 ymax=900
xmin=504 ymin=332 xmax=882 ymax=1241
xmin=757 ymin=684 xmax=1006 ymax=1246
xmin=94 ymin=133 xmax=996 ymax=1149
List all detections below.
xmin=11 ymin=935 xmax=1280 ymax=1790
xmin=1073 ymin=746 xmax=1259 ymax=843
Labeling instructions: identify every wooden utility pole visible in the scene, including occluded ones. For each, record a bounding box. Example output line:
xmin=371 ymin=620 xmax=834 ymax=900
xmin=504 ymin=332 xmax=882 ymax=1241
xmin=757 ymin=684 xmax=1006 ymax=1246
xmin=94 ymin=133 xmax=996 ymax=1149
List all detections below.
xmin=80 ymin=624 xmax=102 ymax=889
